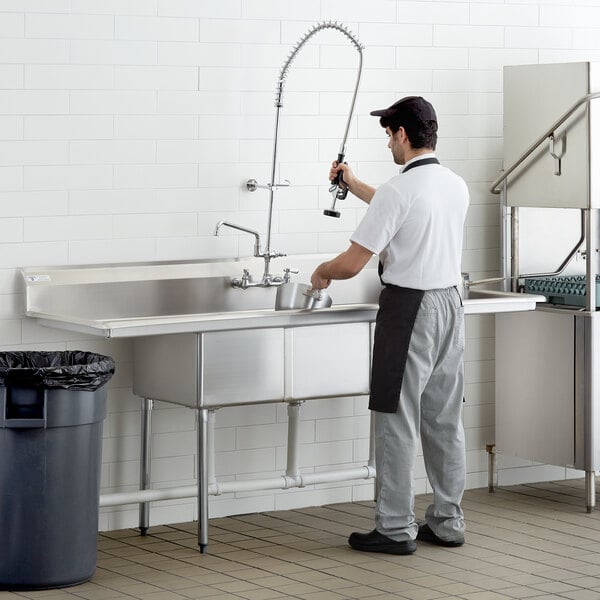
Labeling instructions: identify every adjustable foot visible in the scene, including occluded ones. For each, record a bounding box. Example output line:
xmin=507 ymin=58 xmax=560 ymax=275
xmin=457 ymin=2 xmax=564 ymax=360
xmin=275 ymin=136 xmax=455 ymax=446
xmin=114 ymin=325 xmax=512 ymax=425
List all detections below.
xmin=586 ymin=471 xmax=595 ymax=513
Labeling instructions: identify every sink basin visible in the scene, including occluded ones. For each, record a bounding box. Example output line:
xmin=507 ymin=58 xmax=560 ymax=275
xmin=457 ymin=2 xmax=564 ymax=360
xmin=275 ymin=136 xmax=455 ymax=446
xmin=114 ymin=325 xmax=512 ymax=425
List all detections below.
xmin=462 ymin=287 xmax=546 ymax=314
xmin=22 ymin=255 xmax=380 ymax=337
xmin=21 ymin=257 xmax=545 ymax=338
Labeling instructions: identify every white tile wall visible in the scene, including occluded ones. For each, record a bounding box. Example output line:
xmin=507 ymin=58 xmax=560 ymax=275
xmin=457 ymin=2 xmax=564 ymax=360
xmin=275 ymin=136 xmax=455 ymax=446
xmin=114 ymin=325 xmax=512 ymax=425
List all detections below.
xmin=0 ymin=0 xmax=595 ymax=531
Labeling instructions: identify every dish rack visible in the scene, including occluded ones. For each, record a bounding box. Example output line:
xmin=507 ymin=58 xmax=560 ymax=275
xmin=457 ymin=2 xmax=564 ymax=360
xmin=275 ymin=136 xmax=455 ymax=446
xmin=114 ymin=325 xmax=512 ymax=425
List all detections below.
xmin=524 ymin=274 xmax=600 ymax=308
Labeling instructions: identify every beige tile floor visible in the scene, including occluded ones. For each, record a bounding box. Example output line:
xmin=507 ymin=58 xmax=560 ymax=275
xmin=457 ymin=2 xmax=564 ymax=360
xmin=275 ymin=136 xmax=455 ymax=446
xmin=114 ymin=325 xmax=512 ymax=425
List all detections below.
xmin=6 ymin=480 xmax=600 ymax=600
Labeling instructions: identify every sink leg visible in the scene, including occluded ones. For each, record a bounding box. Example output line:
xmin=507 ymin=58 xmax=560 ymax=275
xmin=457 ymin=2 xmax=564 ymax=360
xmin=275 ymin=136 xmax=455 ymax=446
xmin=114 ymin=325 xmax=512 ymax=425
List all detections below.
xmin=369 ymin=412 xmax=377 ymax=501
xmin=586 ymin=470 xmax=596 ymax=513
xmin=139 ymin=397 xmax=154 ymax=535
xmin=486 ymin=444 xmax=496 ymax=493
xmin=198 ymin=408 xmax=209 ymax=553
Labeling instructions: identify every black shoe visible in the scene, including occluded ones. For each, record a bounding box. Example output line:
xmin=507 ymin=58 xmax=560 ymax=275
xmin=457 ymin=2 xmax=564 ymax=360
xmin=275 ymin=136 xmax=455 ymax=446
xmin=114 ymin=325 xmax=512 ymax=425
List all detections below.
xmin=348 ymin=529 xmax=416 ymax=555
xmin=417 ymin=523 xmax=464 ymax=547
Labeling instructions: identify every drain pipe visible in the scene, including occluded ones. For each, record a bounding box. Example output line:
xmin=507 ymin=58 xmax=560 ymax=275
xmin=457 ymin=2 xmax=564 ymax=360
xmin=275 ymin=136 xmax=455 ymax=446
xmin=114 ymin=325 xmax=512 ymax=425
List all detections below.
xmin=285 ymin=401 xmax=303 ymax=487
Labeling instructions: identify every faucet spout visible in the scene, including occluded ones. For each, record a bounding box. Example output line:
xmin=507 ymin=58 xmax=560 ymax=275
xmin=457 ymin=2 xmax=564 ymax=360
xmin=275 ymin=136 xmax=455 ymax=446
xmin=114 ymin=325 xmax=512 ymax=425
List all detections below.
xmin=214 ymin=221 xmax=261 ymax=257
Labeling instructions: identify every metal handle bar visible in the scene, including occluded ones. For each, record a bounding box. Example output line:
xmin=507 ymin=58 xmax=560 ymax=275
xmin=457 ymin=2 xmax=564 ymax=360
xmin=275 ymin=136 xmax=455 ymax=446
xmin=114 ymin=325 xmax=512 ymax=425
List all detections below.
xmin=490 ymin=92 xmax=600 ymax=195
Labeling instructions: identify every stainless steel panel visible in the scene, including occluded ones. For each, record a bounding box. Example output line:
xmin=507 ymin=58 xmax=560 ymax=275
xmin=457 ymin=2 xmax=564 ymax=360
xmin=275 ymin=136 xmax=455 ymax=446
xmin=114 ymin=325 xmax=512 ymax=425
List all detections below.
xmin=133 ymin=334 xmax=198 ymax=407
xmin=284 ymin=323 xmax=370 ymax=400
xmin=201 ymin=329 xmax=285 ymax=407
xmin=504 ymin=62 xmax=592 ymax=209
xmin=23 ymin=255 xmax=382 ymax=321
xmin=496 ymin=310 xmax=575 ymax=467
xmin=574 ymin=312 xmax=600 ymax=470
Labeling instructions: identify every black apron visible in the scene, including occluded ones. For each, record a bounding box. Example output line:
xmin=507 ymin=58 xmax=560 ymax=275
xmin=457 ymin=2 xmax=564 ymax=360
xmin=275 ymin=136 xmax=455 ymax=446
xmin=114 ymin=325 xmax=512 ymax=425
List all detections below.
xmin=369 ymin=157 xmax=440 ymax=414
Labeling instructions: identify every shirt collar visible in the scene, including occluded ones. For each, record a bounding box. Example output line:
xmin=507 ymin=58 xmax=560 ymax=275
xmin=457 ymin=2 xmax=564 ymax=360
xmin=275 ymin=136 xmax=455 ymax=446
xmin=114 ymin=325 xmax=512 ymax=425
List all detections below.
xmin=401 ymin=152 xmax=437 ymax=172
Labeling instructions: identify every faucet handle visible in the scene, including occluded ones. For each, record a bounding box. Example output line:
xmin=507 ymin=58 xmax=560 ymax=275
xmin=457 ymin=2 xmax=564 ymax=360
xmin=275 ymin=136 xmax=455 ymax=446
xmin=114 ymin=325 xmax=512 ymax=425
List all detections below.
xmin=232 ymin=269 xmax=252 ymax=289
xmin=283 ymin=267 xmax=299 ymax=283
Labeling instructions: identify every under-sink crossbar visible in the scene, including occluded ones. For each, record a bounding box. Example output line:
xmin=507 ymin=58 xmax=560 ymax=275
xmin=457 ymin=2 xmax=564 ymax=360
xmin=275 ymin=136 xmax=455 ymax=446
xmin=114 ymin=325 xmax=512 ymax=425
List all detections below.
xmin=99 ymin=399 xmax=376 ymax=553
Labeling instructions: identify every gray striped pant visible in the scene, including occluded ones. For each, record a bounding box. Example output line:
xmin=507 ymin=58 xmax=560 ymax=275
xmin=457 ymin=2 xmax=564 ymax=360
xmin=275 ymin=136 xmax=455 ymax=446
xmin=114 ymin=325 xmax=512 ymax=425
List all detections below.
xmin=374 ymin=286 xmax=466 ymax=543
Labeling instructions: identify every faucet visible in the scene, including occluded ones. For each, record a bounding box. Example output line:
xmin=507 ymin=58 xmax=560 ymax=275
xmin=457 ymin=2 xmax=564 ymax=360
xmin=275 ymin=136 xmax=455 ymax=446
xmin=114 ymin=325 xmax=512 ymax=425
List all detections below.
xmin=214 ymin=221 xmax=261 ymax=258
xmin=214 ymin=221 xmax=286 ymax=287
xmin=215 ymin=21 xmax=364 ymax=288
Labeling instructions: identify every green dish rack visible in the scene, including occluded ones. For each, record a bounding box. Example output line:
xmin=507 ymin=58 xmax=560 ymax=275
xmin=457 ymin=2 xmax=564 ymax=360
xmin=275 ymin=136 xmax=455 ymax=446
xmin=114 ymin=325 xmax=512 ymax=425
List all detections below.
xmin=524 ymin=274 xmax=600 ymax=308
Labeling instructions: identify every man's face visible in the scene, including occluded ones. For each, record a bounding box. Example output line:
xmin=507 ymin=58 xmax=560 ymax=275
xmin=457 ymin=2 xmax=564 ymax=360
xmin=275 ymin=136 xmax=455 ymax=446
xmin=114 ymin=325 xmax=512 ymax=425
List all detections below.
xmin=386 ymin=126 xmax=405 ymax=165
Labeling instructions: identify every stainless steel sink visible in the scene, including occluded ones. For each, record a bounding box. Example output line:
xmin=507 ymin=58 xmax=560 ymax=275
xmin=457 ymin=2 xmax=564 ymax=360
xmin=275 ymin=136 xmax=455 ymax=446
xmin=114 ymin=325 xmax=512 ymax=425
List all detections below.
xmin=20 ymin=255 xmax=547 ymax=557
xmin=22 ymin=256 xmax=545 ymax=338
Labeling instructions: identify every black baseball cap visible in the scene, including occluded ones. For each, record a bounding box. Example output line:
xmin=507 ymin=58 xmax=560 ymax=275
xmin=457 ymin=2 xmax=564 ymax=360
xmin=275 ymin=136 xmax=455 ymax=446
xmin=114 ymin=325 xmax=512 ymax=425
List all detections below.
xmin=370 ymin=96 xmax=437 ymax=123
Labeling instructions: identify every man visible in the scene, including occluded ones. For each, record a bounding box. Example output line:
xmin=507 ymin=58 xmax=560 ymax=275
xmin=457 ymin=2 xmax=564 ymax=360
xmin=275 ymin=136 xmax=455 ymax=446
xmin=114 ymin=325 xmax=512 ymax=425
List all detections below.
xmin=311 ymin=96 xmax=469 ymax=555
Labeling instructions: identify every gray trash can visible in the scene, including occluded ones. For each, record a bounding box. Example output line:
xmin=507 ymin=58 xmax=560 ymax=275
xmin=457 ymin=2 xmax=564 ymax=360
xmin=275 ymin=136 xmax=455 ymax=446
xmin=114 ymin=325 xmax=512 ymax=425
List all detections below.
xmin=0 ymin=351 xmax=115 ymax=591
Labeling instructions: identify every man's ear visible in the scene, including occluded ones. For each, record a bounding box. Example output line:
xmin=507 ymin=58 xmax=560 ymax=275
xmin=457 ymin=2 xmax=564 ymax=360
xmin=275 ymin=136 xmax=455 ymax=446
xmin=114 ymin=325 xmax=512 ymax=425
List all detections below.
xmin=396 ymin=126 xmax=407 ymax=142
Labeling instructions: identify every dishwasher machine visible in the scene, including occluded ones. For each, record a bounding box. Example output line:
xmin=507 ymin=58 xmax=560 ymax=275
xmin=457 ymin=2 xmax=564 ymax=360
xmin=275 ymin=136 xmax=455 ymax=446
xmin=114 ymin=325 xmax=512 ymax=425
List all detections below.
xmin=491 ymin=61 xmax=600 ymax=511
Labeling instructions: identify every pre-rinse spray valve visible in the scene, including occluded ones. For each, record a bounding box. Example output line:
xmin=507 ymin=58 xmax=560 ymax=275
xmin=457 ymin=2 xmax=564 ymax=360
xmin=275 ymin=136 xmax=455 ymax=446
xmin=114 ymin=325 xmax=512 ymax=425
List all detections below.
xmin=276 ymin=21 xmax=363 ymax=218
xmin=219 ymin=22 xmax=364 ymax=289
xmin=325 ymin=152 xmax=349 ymax=218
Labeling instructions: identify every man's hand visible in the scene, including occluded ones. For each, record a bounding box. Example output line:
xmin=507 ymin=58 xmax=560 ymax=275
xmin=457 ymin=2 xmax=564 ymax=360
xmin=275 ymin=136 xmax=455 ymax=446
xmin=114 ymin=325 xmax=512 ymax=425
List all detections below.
xmin=310 ymin=267 xmax=331 ymax=291
xmin=330 ymin=161 xmax=356 ymax=191
xmin=329 ymin=161 xmax=376 ymax=205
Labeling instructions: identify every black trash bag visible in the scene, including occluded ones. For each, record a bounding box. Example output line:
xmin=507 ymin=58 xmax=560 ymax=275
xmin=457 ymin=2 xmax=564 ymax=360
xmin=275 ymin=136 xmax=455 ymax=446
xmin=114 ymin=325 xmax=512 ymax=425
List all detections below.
xmin=0 ymin=351 xmax=115 ymax=391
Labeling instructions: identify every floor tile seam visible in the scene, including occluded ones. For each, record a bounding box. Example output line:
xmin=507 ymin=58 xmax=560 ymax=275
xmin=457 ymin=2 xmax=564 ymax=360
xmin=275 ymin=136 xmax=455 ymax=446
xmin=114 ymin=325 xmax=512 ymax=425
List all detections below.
xmin=258 ymin=578 xmax=387 ymax=596
xmin=196 ymin=589 xmax=306 ymax=600
xmin=519 ymin=491 xmax=592 ymax=505
xmin=209 ymin=579 xmax=311 ymax=599
xmin=164 ymin=527 xmax=354 ymax=568
xmin=520 ymin=484 xmax=597 ymax=501
xmin=461 ymin=506 xmax=600 ymax=541
xmin=462 ymin=526 xmax=600 ymax=552
xmin=461 ymin=497 xmax=591 ymax=523
xmin=469 ymin=554 xmax=592 ymax=580
xmin=196 ymin=540 xmax=352 ymax=571
xmin=293 ymin=506 xmax=375 ymax=525
xmin=99 ymin=532 xmax=312 ymax=580
xmin=92 ymin=558 xmax=214 ymax=592
xmin=404 ymin=575 xmax=491 ymax=595
xmin=213 ymin=523 xmax=349 ymax=544
xmin=445 ymin=530 xmax=580 ymax=557
xmin=438 ymin=542 xmax=597 ymax=583
xmin=462 ymin=514 xmax=600 ymax=538
xmin=467 ymin=486 xmax=590 ymax=505
xmin=480 ymin=566 xmax=600 ymax=590
xmin=462 ymin=498 xmax=595 ymax=524
xmin=316 ymin=565 xmax=442 ymax=590
xmin=91 ymin=577 xmax=199 ymax=595
xmin=476 ymin=490 xmax=600 ymax=517
xmin=469 ymin=519 xmax=600 ymax=542
xmin=317 ymin=559 xmax=438 ymax=581
xmin=468 ymin=502 xmax=600 ymax=526
xmin=258 ymin=509 xmax=365 ymax=532
xmin=68 ymin=588 xmax=141 ymax=600
xmin=528 ymin=579 xmax=600 ymax=594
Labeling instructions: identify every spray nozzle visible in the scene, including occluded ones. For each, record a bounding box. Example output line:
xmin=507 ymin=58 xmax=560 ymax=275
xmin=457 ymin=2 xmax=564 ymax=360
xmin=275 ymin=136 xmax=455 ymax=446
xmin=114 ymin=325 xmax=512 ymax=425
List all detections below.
xmin=324 ymin=153 xmax=347 ymax=218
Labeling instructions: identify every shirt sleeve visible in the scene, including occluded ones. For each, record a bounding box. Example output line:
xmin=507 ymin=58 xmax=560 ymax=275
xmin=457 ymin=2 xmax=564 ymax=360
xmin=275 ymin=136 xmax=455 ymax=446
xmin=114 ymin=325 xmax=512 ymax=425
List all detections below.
xmin=350 ymin=180 xmax=409 ymax=255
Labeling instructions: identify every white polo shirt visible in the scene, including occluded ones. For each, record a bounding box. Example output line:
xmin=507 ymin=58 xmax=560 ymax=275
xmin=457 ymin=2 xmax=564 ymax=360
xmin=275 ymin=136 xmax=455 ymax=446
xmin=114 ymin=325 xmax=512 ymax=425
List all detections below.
xmin=350 ymin=153 xmax=469 ymax=290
